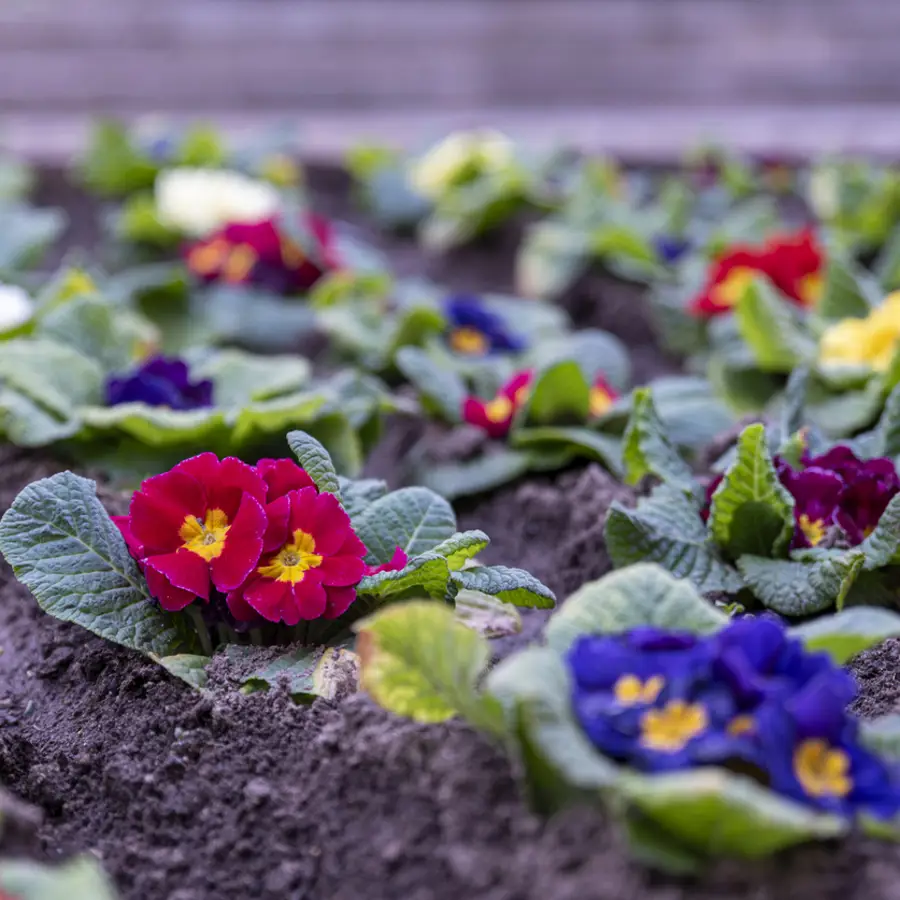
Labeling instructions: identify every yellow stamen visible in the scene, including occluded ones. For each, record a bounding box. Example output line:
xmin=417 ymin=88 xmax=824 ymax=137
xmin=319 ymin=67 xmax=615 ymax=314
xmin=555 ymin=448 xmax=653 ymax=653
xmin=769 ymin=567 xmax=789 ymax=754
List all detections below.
xmin=640 ymin=700 xmax=708 ymax=753
xmin=613 ymin=674 xmax=665 ymax=706
xmin=798 ymin=272 xmax=823 ymax=307
xmin=727 ymin=714 xmax=755 ymax=736
xmin=187 ymin=238 xmax=232 ymax=276
xmin=589 ymin=386 xmax=613 ymax=418
xmin=257 ymin=529 xmax=323 ymax=584
xmin=513 ymin=386 xmax=530 ymax=406
xmin=222 ymin=244 xmax=258 ymax=283
xmin=483 ymin=395 xmax=513 ymax=423
xmin=711 ymin=266 xmax=757 ymax=308
xmin=179 ymin=509 xmax=230 ymax=561
xmin=794 ymin=738 xmax=852 ymax=799
xmin=280 ymin=235 xmax=307 ymax=270
xmin=450 ymin=326 xmax=490 ymax=356
xmin=798 ymin=513 xmax=827 ymax=547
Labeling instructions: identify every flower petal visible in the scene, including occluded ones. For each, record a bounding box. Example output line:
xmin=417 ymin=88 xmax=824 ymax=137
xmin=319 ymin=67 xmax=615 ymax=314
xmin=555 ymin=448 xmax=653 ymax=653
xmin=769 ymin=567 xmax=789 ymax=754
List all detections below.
xmin=256 ymin=458 xmax=315 ymax=502
xmin=289 ymin=579 xmax=328 ymax=622
xmin=318 ymin=554 xmax=366 ymax=587
xmin=145 ymin=550 xmax=210 ymax=601
xmin=309 ymin=491 xmax=353 ymax=555
xmin=145 ymin=566 xmax=201 ymax=612
xmin=323 ymin=585 xmax=357 ymax=619
xmin=210 ymin=494 xmax=267 ymax=591
xmin=244 ymin=578 xmax=293 ymax=624
xmin=129 ymin=490 xmax=193 ymax=554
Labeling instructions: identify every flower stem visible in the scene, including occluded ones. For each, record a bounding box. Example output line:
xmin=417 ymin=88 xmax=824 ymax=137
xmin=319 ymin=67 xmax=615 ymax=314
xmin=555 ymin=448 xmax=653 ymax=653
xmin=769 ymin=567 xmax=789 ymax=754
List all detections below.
xmin=187 ymin=606 xmax=213 ymax=657
xmin=249 ymin=628 xmax=264 ymax=646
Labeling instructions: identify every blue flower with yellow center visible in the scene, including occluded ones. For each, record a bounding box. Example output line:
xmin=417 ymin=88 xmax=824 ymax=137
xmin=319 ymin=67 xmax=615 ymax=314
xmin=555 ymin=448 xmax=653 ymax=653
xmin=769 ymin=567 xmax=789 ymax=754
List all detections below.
xmin=105 ymin=356 xmax=214 ymax=410
xmin=443 ymin=295 xmax=526 ymax=357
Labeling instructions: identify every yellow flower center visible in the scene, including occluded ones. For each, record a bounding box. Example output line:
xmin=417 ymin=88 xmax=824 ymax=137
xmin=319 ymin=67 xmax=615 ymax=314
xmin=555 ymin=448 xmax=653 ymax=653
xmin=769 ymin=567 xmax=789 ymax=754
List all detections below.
xmin=179 ymin=508 xmax=230 ymax=561
xmin=727 ymin=714 xmax=756 ymax=737
xmin=613 ymin=674 xmax=665 ymax=706
xmin=589 ymin=386 xmax=614 ymax=418
xmin=261 ymin=153 xmax=300 ymax=187
xmin=798 ymin=271 xmax=823 ymax=307
xmin=639 ymin=700 xmax=708 ymax=753
xmin=450 ymin=326 xmax=490 ymax=356
xmin=257 ymin=529 xmax=323 ymax=583
xmin=711 ymin=266 xmax=757 ymax=308
xmin=280 ymin=234 xmax=307 ymax=270
xmin=484 ymin=395 xmax=513 ymax=423
xmin=187 ymin=238 xmax=230 ymax=275
xmin=793 ymin=738 xmax=852 ymax=799
xmin=222 ymin=244 xmax=258 ymax=283
xmin=798 ymin=513 xmax=827 ymax=547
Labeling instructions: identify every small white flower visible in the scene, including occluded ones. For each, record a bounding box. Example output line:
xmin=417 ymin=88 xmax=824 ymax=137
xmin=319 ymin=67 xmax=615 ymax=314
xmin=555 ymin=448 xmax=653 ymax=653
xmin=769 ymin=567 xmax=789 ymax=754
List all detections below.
xmin=409 ymin=130 xmax=515 ymax=200
xmin=0 ymin=283 xmax=34 ymax=333
xmin=155 ymin=167 xmax=281 ymax=238
xmin=808 ymin=166 xmax=840 ymax=221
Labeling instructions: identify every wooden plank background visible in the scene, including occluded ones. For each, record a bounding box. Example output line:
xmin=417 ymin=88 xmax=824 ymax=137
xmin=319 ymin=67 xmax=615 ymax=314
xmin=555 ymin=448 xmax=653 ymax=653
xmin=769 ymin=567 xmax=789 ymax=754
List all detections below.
xmin=2 ymin=0 xmax=898 ymax=159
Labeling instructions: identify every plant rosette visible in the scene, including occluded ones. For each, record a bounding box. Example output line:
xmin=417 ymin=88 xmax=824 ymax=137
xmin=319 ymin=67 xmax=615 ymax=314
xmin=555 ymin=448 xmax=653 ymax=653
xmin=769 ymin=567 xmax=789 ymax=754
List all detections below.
xmin=354 ymin=563 xmax=900 ymax=872
xmin=315 ymin=278 xmax=568 ymax=375
xmin=605 ymin=385 xmax=900 ymax=617
xmin=0 ymin=431 xmax=555 ymax=701
xmin=396 ymin=330 xmax=734 ymax=500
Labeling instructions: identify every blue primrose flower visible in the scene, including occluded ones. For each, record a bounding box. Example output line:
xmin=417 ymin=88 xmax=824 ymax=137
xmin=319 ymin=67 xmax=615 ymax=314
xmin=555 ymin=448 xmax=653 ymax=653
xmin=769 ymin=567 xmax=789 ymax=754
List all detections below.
xmin=105 ymin=356 xmax=214 ymax=410
xmin=443 ymin=295 xmax=526 ymax=357
xmin=654 ymin=235 xmax=691 ymax=265
xmin=567 ymin=616 xmax=900 ymax=819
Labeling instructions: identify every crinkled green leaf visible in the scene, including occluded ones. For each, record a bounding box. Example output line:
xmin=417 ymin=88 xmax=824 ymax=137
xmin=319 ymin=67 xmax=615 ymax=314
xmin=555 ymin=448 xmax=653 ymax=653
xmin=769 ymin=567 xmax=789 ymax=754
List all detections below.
xmin=158 ymin=654 xmax=210 ymax=689
xmin=356 ymin=553 xmax=452 ymax=602
xmin=858 ymin=493 xmax=900 ymax=569
xmin=428 ymin=530 xmax=490 ymax=569
xmin=339 ymin=476 xmax=389 ymax=522
xmin=709 ymin=423 xmax=795 ymax=558
xmin=285 ymin=429 xmax=341 ymax=497
xmin=395 ymin=345 xmax=466 ymax=423
xmin=511 ymin=426 xmax=622 ymax=475
xmin=804 ymin=379 xmax=885 ymax=439
xmin=647 ymin=376 xmax=736 ymax=451
xmin=737 ymin=552 xmax=864 ymax=616
xmin=528 ymin=328 xmax=631 ymax=394
xmin=605 ymin=487 xmax=744 ymax=595
xmin=454 ymin=590 xmax=522 ymax=638
xmin=818 ymin=257 xmax=876 ymax=321
xmin=355 ymin=600 xmax=504 ymax=734
xmin=353 ymin=486 xmax=456 ymax=565
xmin=0 ymin=856 xmax=120 ymax=900
xmin=0 ymin=473 xmax=200 ymax=657
xmin=451 ymin=565 xmax=555 ymax=609
xmin=520 ymin=360 xmax=590 ymax=426
xmin=866 ymin=383 xmax=900 ymax=460
xmin=621 ymin=386 xmax=696 ymax=494
xmin=231 ymin=391 xmax=328 ymax=449
xmin=0 ymin=204 xmax=67 ymax=273
xmin=780 ymin=366 xmax=811 ymax=438
xmin=790 ymin=606 xmax=900 ymax=663
xmin=79 ymin=118 xmax=158 ymax=196
xmin=80 ymin=404 xmax=225 ymax=446
xmin=419 ymin=450 xmax=535 ymax=500
xmin=545 ymin=563 xmax=728 ymax=654
xmin=239 ymin=643 xmax=359 ymax=701
xmin=0 ymin=387 xmax=81 ymax=446
xmin=192 ymin=349 xmax=310 ymax=408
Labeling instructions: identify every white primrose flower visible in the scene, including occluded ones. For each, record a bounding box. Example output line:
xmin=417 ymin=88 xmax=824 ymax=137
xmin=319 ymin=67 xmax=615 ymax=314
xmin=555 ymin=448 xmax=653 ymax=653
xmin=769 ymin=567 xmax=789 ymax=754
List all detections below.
xmin=0 ymin=283 xmax=34 ymax=333
xmin=409 ymin=129 xmax=515 ymax=200
xmin=155 ymin=167 xmax=282 ymax=238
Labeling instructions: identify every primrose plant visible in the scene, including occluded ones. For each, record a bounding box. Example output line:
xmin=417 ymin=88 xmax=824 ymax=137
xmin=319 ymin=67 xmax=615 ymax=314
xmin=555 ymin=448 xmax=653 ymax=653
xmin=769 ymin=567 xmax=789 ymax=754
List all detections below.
xmin=0 ymin=431 xmax=554 ymax=700
xmin=605 ymin=383 xmax=900 ymax=618
xmin=355 ymin=564 xmax=900 ymax=871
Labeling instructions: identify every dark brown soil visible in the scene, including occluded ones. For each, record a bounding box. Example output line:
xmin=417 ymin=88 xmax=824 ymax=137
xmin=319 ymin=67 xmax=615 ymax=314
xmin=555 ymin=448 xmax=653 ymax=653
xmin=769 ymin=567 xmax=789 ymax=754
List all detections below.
xmin=3 ymin=452 xmax=900 ymax=900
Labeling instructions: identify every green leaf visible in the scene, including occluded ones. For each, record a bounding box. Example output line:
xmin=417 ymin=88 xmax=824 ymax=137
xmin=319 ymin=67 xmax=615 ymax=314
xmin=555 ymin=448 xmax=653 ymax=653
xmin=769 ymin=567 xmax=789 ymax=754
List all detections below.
xmin=353 ymin=486 xmax=457 ymax=565
xmin=516 ymin=220 xmax=588 ymax=300
xmin=734 ymin=278 xmax=815 ymax=372
xmin=454 ymin=590 xmax=522 ymax=637
xmin=0 ymin=473 xmax=199 ymax=657
xmin=339 ymin=476 xmax=389 ymax=521
xmin=617 ymin=768 xmax=847 ymax=859
xmin=510 ymin=426 xmax=622 ymax=475
xmin=428 ymin=530 xmax=490 ymax=569
xmin=708 ymin=423 xmax=795 ymax=558
xmin=544 ymin=563 xmax=728 ymax=654
xmin=621 ymin=387 xmax=696 ymax=495
xmin=604 ymin=487 xmax=745 ymax=595
xmin=867 ymin=383 xmax=900 ymax=457
xmin=790 ymin=606 xmax=900 ymax=663
xmin=286 ymin=430 xmax=341 ymax=498
xmin=451 ymin=565 xmax=556 ymax=609
xmin=858 ymin=493 xmax=900 ymax=568
xmin=528 ymin=328 xmax=632 ymax=394
xmin=0 ymin=856 xmax=120 ymax=900
xmin=79 ymin=118 xmax=158 ymax=196
xmin=79 ymin=404 xmax=225 ymax=447
xmin=395 ymin=345 xmax=466 ymax=423
xmin=192 ymin=348 xmax=310 ymax=407
xmin=0 ymin=204 xmax=67 ymax=273
xmin=356 ymin=553 xmax=452 ymax=602
xmin=239 ymin=643 xmax=360 ymax=701
xmin=818 ymin=256 xmax=875 ymax=320
xmin=737 ymin=552 xmax=864 ymax=616
xmin=780 ymin=366 xmax=810 ymax=437
xmin=646 ymin=376 xmax=736 ymax=451
xmin=419 ymin=450 xmax=535 ymax=500
xmin=355 ymin=600 xmax=504 ymax=734
xmin=520 ymin=360 xmax=590 ymax=426
xmin=158 ymin=654 xmax=210 ymax=689
xmin=860 ymin=715 xmax=900 ymax=761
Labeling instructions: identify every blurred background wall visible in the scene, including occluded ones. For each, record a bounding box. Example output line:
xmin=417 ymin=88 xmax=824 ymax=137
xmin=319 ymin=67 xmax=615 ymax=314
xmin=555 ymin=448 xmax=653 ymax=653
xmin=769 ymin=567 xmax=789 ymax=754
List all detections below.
xmin=2 ymin=0 xmax=899 ymax=160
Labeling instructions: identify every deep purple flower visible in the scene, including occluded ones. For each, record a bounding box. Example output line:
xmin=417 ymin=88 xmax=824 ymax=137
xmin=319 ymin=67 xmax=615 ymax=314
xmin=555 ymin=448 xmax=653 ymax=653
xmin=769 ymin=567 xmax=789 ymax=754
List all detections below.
xmin=105 ymin=356 xmax=214 ymax=410
xmin=654 ymin=235 xmax=691 ymax=265
xmin=443 ymin=295 xmax=526 ymax=357
xmin=779 ymin=467 xmax=844 ymax=549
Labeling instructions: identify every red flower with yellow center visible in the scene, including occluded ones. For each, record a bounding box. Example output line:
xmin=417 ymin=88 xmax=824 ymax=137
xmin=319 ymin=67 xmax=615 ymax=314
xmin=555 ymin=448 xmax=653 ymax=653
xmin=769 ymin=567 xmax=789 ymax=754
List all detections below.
xmin=690 ymin=228 xmax=824 ymax=318
xmin=589 ymin=374 xmax=619 ymax=418
xmin=226 ymin=486 xmax=367 ymax=625
xmin=462 ymin=371 xmax=533 ymax=439
xmin=185 ymin=213 xmax=340 ymax=296
xmin=113 ymin=453 xmax=268 ymax=612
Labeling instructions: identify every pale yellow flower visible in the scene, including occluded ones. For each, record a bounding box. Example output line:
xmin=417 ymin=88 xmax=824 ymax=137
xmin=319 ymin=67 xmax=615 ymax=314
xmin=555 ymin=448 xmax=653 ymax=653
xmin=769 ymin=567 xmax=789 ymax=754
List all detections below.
xmin=819 ymin=292 xmax=900 ymax=371
xmin=409 ymin=130 xmax=514 ymax=199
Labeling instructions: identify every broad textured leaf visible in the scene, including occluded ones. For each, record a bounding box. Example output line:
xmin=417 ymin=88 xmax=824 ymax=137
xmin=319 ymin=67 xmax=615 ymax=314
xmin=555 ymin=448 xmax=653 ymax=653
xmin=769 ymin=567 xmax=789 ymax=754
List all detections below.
xmin=516 ymin=220 xmax=588 ymax=300
xmin=780 ymin=366 xmax=810 ymax=437
xmin=520 ymin=360 xmax=590 ymax=426
xmin=386 ymin=306 xmax=447 ymax=361
xmin=451 ymin=565 xmax=556 ymax=609
xmin=339 ymin=476 xmax=388 ymax=521
xmin=454 ymin=590 xmax=522 ymax=638
xmin=866 ymin=383 xmax=900 ymax=458
xmin=819 ymin=256 xmax=875 ymax=320
xmin=617 ymin=769 xmax=847 ymax=859
xmin=737 ymin=552 xmax=864 ymax=616
xmin=356 ymin=553 xmax=451 ymax=602
xmin=286 ymin=430 xmax=341 ymax=497
xmin=621 ymin=387 xmax=696 ymax=494
xmin=419 ymin=450 xmax=535 ymax=500
xmin=528 ymin=328 xmax=631 ymax=394
xmin=355 ymin=601 xmax=504 ymax=734
xmin=0 ymin=386 xmax=82 ymax=446
xmin=239 ymin=644 xmax=359 ymax=701
xmin=604 ymin=488 xmax=744 ymax=595
xmin=0 ymin=204 xmax=67 ymax=272
xmin=428 ymin=530 xmax=490 ymax=569
xmin=790 ymin=606 xmax=900 ymax=663
xmin=544 ymin=563 xmax=728 ymax=654
xmin=0 ymin=473 xmax=199 ymax=656
xmin=511 ymin=426 xmax=622 ymax=475
xmin=709 ymin=423 xmax=795 ymax=558
xmin=80 ymin=404 xmax=226 ymax=447
xmin=395 ymin=345 xmax=466 ymax=423
xmin=0 ymin=856 xmax=119 ymax=900
xmin=353 ymin=486 xmax=456 ymax=564
xmin=858 ymin=493 xmax=900 ymax=569
xmin=158 ymin=654 xmax=210 ymax=689
xmin=648 ymin=376 xmax=736 ymax=451
xmin=192 ymin=349 xmax=310 ymax=408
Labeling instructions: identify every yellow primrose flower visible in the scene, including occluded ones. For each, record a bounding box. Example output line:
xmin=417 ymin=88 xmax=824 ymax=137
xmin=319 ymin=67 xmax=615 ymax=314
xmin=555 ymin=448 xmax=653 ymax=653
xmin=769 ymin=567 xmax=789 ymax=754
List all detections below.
xmin=819 ymin=292 xmax=900 ymax=371
xmin=409 ymin=130 xmax=514 ymax=200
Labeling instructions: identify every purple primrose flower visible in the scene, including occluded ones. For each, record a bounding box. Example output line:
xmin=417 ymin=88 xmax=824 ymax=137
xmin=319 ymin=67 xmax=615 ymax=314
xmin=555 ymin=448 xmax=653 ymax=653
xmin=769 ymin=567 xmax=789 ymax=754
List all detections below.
xmin=105 ymin=356 xmax=214 ymax=410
